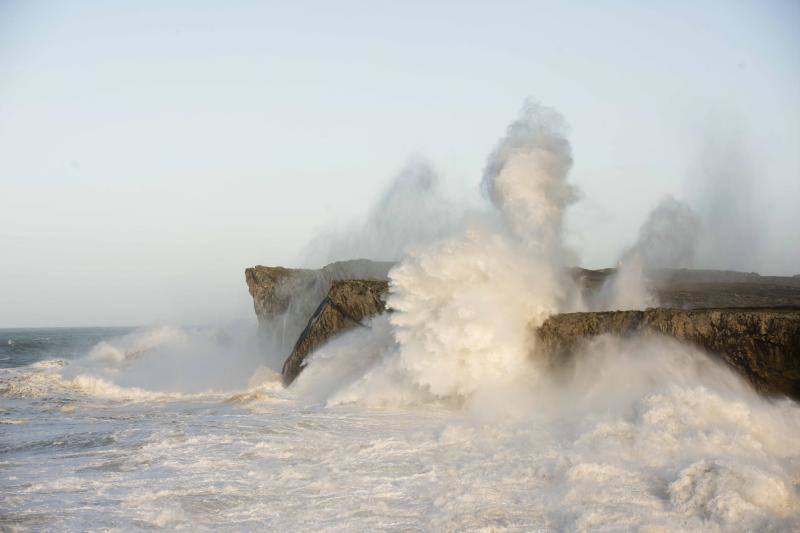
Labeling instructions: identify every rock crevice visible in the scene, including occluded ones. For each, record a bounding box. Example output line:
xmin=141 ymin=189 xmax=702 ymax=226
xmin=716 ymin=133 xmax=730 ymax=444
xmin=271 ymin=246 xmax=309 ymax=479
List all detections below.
xmin=244 ymin=259 xmax=393 ymax=358
xmin=281 ymin=279 xmax=389 ymax=385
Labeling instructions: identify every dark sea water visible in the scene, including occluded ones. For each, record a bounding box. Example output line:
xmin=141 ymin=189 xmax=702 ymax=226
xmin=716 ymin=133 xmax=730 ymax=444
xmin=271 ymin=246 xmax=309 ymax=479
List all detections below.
xmin=0 ymin=327 xmax=135 ymax=368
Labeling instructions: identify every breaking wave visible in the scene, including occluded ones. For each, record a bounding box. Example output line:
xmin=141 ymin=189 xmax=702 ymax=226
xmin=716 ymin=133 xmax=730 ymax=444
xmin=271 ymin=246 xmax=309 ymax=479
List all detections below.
xmin=0 ymin=359 xmax=202 ymax=403
xmin=0 ymin=323 xmax=267 ymax=403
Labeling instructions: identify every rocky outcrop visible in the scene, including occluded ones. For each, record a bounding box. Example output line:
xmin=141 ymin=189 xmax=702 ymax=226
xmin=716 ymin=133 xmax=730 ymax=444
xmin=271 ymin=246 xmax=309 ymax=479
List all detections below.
xmin=535 ymin=308 xmax=800 ymax=399
xmin=282 ymin=280 xmax=390 ymax=385
xmin=245 ymin=261 xmax=800 ymax=393
xmin=245 ymin=259 xmax=393 ymax=356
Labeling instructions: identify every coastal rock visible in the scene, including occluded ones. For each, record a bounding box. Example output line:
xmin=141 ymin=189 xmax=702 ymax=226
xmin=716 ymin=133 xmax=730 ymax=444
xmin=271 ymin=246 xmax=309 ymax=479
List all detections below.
xmin=282 ymin=279 xmax=390 ymax=385
xmin=535 ymin=308 xmax=800 ymax=399
xmin=245 ymin=259 xmax=393 ymax=356
xmin=245 ymin=261 xmax=800 ymax=393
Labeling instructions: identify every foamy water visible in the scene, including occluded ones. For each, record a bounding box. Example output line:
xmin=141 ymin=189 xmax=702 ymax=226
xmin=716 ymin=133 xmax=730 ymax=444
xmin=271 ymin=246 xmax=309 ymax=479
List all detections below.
xmin=1 ymin=325 xmax=799 ymax=532
xmin=3 ymin=102 xmax=798 ymax=531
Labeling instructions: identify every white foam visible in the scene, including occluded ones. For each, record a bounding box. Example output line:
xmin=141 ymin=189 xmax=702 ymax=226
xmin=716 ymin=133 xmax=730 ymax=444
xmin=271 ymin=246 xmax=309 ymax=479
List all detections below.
xmin=5 ymin=337 xmax=800 ymax=530
xmin=297 ymin=103 xmax=582 ymax=406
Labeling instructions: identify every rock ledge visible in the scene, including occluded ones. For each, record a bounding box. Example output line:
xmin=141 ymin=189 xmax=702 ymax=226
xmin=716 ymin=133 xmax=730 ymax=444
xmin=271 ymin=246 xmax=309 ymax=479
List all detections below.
xmin=535 ymin=307 xmax=800 ymax=399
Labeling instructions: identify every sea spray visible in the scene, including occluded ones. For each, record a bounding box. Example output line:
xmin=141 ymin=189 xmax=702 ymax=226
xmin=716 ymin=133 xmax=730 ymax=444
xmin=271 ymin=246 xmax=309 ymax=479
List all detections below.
xmin=87 ymin=325 xmax=189 ymax=364
xmin=5 ymin=322 xmax=799 ymax=529
xmin=388 ymin=102 xmax=583 ymax=396
xmin=300 ymin=158 xmax=463 ymax=265
xmin=289 ymin=315 xmax=800 ymax=528
xmin=386 ymin=228 xmax=562 ymax=398
xmin=480 ymin=101 xmax=578 ymax=255
xmin=596 ymin=195 xmax=700 ymax=310
xmin=295 ymin=102 xmax=584 ymax=404
xmin=4 ymin=97 xmax=800 ymax=530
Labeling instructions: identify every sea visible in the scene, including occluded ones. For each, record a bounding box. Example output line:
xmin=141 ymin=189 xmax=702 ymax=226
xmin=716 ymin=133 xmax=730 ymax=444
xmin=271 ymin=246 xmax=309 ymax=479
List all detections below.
xmin=1 ymin=324 xmax=799 ymax=531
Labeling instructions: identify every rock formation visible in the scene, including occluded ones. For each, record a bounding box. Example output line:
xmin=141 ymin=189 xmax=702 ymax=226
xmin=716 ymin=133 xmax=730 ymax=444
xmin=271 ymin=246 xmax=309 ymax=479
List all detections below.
xmin=281 ymin=280 xmax=389 ymax=385
xmin=535 ymin=308 xmax=800 ymax=400
xmin=245 ymin=259 xmax=393 ymax=356
xmin=245 ymin=260 xmax=800 ymax=397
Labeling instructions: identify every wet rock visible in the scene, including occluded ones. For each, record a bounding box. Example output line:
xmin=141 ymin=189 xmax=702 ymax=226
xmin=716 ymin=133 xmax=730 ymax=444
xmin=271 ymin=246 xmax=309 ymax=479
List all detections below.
xmin=282 ymin=279 xmax=390 ymax=385
xmin=535 ymin=308 xmax=800 ymax=400
xmin=244 ymin=259 xmax=393 ymax=356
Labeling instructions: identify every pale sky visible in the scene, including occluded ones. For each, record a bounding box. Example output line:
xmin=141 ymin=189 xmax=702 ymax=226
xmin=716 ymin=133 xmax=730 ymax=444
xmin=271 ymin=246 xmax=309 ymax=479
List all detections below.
xmin=1 ymin=1 xmax=798 ymax=327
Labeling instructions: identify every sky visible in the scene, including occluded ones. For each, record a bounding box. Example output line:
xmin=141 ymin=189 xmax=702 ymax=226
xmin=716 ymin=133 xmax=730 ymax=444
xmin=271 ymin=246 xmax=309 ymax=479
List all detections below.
xmin=1 ymin=0 xmax=798 ymax=327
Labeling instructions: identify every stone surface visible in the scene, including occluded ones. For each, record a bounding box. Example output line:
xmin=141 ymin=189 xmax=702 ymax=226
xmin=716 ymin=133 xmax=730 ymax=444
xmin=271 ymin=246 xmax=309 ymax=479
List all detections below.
xmin=282 ymin=279 xmax=390 ymax=385
xmin=535 ymin=307 xmax=800 ymax=399
xmin=245 ymin=259 xmax=393 ymax=356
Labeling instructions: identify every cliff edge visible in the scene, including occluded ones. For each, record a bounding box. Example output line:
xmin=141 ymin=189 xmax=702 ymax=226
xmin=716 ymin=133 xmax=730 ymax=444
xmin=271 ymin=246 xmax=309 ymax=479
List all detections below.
xmin=535 ymin=308 xmax=800 ymax=399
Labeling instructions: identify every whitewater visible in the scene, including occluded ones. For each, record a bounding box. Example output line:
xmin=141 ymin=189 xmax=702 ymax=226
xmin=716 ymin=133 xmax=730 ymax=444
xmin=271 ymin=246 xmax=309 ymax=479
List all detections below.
xmin=2 ymin=103 xmax=799 ymax=531
xmin=1 ymin=324 xmax=799 ymax=531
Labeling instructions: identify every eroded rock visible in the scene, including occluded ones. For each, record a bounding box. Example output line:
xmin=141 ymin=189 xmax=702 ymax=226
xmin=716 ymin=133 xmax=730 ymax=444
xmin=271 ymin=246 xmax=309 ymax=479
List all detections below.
xmin=245 ymin=259 xmax=393 ymax=357
xmin=282 ymin=279 xmax=390 ymax=385
xmin=535 ymin=308 xmax=800 ymax=399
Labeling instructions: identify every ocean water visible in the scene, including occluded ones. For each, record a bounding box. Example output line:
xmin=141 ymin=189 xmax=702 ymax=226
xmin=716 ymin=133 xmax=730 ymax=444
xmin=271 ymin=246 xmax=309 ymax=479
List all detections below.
xmin=1 ymin=324 xmax=799 ymax=532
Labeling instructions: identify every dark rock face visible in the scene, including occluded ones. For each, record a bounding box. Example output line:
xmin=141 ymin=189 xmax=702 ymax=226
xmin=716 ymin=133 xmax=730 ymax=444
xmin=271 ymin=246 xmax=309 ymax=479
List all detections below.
xmin=282 ymin=280 xmax=390 ymax=385
xmin=245 ymin=259 xmax=393 ymax=356
xmin=535 ymin=308 xmax=800 ymax=400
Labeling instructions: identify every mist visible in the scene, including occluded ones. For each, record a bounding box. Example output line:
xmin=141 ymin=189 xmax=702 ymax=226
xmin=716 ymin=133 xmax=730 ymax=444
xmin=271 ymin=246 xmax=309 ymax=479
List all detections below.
xmin=299 ymin=158 xmax=464 ymax=266
xmin=71 ymin=322 xmax=268 ymax=394
xmin=596 ymin=196 xmax=701 ymax=310
xmin=688 ymin=133 xmax=763 ymax=273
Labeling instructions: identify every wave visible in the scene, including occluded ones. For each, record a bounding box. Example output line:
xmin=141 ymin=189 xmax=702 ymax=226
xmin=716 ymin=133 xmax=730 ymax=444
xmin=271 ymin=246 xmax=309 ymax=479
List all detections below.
xmin=0 ymin=323 xmax=268 ymax=402
xmin=0 ymin=326 xmax=287 ymax=406
xmin=0 ymin=363 xmax=193 ymax=402
xmin=87 ymin=326 xmax=188 ymax=364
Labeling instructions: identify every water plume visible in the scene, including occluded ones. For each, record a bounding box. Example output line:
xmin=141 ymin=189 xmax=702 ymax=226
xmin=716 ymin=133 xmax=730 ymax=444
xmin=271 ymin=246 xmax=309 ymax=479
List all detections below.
xmin=300 ymin=158 xmax=462 ymax=265
xmin=298 ymin=101 xmax=582 ymax=403
xmin=689 ymin=133 xmax=761 ymax=272
xmin=481 ymin=101 xmax=579 ymax=254
xmin=57 ymin=322 xmax=267 ymax=395
xmin=385 ymin=102 xmax=583 ymax=398
xmin=597 ymin=196 xmax=700 ymax=310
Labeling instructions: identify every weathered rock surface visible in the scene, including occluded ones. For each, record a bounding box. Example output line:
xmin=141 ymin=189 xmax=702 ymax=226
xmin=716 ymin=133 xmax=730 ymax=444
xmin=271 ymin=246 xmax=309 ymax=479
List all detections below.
xmin=535 ymin=308 xmax=800 ymax=399
xmin=282 ymin=279 xmax=389 ymax=385
xmin=245 ymin=259 xmax=393 ymax=355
